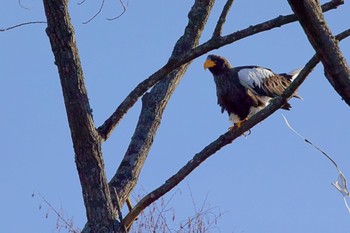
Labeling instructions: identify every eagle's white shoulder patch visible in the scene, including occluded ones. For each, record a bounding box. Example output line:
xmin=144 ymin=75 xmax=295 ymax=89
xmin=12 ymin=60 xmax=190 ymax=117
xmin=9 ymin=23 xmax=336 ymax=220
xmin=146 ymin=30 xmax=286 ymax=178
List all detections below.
xmin=238 ymin=67 xmax=274 ymax=89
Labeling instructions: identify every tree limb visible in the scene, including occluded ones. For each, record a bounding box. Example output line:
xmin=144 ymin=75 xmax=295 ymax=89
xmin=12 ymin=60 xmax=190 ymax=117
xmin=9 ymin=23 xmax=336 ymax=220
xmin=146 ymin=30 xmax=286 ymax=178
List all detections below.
xmin=97 ymin=0 xmax=343 ymax=141
xmin=122 ymin=28 xmax=350 ymax=228
xmin=288 ymin=0 xmax=350 ymax=106
xmin=43 ymin=1 xmax=116 ymax=232
xmin=107 ymin=0 xmax=215 ymax=219
xmin=81 ymin=1 xmax=216 ymax=232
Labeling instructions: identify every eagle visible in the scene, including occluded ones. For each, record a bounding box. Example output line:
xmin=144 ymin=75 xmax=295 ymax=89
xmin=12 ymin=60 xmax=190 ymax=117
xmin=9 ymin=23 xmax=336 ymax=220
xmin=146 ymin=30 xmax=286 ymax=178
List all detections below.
xmin=204 ymin=54 xmax=301 ymax=130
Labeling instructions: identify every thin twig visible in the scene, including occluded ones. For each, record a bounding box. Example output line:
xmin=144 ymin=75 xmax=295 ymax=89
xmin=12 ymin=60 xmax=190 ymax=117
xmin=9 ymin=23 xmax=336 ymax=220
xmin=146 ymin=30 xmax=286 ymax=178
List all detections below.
xmin=282 ymin=115 xmax=340 ymax=171
xmin=282 ymin=115 xmax=350 ymax=214
xmin=113 ymin=188 xmax=127 ymax=233
xmin=126 ymin=197 xmax=133 ymax=211
xmin=18 ymin=0 xmax=30 ymax=10
xmin=77 ymin=0 xmax=87 ymax=5
xmin=0 ymin=21 xmax=46 ymax=32
xmin=212 ymin=0 xmax=234 ymax=38
xmin=107 ymin=0 xmax=127 ymax=21
xmin=97 ymin=0 xmax=343 ymax=141
xmin=36 ymin=192 xmax=80 ymax=233
xmin=82 ymin=0 xmax=105 ymax=24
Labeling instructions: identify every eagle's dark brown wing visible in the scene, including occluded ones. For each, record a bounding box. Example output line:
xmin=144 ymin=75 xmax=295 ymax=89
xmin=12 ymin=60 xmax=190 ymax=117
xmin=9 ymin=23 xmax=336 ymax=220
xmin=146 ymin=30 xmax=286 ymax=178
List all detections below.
xmin=235 ymin=66 xmax=301 ymax=99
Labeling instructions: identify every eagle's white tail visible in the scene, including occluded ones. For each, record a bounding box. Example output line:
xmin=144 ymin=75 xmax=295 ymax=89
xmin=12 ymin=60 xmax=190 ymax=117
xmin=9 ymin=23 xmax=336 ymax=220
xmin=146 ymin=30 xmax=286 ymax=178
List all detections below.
xmin=288 ymin=68 xmax=302 ymax=81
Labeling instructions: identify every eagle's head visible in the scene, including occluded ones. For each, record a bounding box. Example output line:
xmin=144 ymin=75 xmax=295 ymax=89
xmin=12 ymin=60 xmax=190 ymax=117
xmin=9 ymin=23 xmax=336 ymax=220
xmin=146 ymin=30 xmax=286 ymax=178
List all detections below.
xmin=204 ymin=55 xmax=232 ymax=75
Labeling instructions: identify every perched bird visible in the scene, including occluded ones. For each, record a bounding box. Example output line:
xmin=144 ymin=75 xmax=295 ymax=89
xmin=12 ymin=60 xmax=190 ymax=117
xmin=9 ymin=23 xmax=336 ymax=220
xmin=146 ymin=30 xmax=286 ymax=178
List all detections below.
xmin=204 ymin=54 xmax=301 ymax=130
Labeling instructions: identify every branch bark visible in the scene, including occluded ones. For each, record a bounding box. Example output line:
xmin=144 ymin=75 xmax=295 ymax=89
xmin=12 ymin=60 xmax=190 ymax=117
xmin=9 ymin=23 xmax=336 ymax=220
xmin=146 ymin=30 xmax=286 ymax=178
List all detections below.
xmin=43 ymin=1 xmax=116 ymax=232
xmin=288 ymin=0 xmax=350 ymax=106
xmin=81 ymin=0 xmax=215 ymax=232
xmin=123 ymin=28 xmax=350 ymax=228
xmin=97 ymin=0 xmax=343 ymax=141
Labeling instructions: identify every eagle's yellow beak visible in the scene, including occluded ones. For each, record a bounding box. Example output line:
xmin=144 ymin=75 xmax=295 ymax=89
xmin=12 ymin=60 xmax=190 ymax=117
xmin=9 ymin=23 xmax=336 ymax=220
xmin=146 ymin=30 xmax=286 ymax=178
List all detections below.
xmin=204 ymin=60 xmax=216 ymax=70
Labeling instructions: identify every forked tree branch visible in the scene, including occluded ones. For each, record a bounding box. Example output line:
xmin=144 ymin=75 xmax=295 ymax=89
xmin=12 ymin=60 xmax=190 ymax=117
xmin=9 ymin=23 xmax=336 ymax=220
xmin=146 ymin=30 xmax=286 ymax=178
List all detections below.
xmin=106 ymin=0 xmax=215 ymax=221
xmin=122 ymin=28 xmax=350 ymax=228
xmin=288 ymin=0 xmax=350 ymax=106
xmin=97 ymin=0 xmax=344 ymax=141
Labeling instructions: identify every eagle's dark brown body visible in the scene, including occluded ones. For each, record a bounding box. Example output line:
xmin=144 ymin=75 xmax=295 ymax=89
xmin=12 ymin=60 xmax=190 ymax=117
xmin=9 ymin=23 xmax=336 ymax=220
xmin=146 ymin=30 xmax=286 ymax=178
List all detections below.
xmin=204 ymin=54 xmax=301 ymax=127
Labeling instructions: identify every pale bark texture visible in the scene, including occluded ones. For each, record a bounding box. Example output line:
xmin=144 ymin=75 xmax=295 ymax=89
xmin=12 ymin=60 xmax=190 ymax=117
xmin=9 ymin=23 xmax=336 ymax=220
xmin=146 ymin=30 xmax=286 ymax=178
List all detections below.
xmin=288 ymin=0 xmax=350 ymax=106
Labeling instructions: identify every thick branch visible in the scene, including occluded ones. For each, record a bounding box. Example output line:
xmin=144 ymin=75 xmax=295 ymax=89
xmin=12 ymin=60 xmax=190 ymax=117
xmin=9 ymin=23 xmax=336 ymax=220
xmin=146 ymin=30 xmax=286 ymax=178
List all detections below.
xmin=97 ymin=0 xmax=343 ymax=141
xmin=123 ymin=28 xmax=350 ymax=228
xmin=107 ymin=0 xmax=215 ymax=217
xmin=288 ymin=0 xmax=350 ymax=106
xmin=81 ymin=1 xmax=215 ymax=232
xmin=43 ymin=1 xmax=115 ymax=232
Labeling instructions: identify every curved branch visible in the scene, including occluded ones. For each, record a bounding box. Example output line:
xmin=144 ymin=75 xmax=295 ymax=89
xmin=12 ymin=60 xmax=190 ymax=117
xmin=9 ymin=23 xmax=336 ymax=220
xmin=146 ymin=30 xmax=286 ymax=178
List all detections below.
xmin=82 ymin=0 xmax=105 ymax=24
xmin=122 ymin=28 xmax=350 ymax=228
xmin=0 ymin=21 xmax=46 ymax=32
xmin=106 ymin=0 xmax=127 ymax=21
xmin=97 ymin=0 xmax=343 ymax=141
xmin=18 ymin=0 xmax=30 ymax=10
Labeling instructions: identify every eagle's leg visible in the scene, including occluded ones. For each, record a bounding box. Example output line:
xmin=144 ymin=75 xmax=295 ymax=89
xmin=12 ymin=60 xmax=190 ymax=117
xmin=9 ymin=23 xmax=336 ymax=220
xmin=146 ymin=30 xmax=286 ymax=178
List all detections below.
xmin=235 ymin=119 xmax=247 ymax=128
xmin=228 ymin=118 xmax=248 ymax=131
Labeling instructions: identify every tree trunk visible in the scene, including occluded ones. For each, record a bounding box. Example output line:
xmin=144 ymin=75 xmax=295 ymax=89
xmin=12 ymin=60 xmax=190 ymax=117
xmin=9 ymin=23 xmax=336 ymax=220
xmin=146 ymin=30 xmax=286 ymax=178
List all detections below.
xmin=43 ymin=1 xmax=116 ymax=232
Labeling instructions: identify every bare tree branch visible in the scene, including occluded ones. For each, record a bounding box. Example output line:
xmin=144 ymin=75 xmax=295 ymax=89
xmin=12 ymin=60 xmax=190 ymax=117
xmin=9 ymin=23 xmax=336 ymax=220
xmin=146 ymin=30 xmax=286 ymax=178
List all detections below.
xmin=288 ymin=0 xmax=350 ymax=106
xmin=212 ymin=0 xmax=235 ymax=38
xmin=80 ymin=0 xmax=127 ymax=23
xmin=97 ymin=0 xmax=343 ymax=141
xmin=18 ymin=0 xmax=30 ymax=10
xmin=77 ymin=0 xmax=87 ymax=5
xmin=0 ymin=21 xmax=46 ymax=32
xmin=122 ymin=28 xmax=350 ymax=228
xmin=82 ymin=0 xmax=105 ymax=24
xmin=112 ymin=188 xmax=127 ymax=233
xmin=106 ymin=0 xmax=215 ymax=220
xmin=43 ymin=1 xmax=116 ymax=232
xmin=106 ymin=0 xmax=127 ymax=21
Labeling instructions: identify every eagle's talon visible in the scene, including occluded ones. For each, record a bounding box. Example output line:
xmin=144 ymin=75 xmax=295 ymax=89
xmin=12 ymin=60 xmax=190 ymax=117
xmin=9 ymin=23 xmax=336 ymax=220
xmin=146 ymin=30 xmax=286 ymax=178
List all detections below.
xmin=243 ymin=129 xmax=252 ymax=137
xmin=228 ymin=118 xmax=248 ymax=131
xmin=235 ymin=118 xmax=248 ymax=128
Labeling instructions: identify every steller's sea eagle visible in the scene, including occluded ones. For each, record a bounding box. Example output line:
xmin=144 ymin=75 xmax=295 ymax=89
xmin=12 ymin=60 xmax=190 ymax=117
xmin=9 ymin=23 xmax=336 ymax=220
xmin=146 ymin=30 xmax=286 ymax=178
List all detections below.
xmin=204 ymin=54 xmax=301 ymax=130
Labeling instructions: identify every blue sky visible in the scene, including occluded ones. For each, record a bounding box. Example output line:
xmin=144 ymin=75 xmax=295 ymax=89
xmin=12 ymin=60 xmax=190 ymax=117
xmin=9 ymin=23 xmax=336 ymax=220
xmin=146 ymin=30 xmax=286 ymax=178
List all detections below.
xmin=1 ymin=1 xmax=350 ymax=232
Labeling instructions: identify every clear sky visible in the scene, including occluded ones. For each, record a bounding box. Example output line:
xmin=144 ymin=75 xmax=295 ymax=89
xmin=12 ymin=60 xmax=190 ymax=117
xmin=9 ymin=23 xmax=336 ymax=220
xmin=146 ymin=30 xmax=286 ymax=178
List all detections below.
xmin=1 ymin=1 xmax=350 ymax=232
